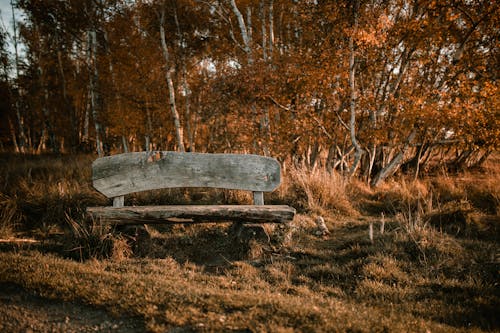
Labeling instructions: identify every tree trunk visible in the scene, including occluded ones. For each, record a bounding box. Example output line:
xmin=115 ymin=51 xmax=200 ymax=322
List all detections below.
xmin=261 ymin=108 xmax=271 ymax=156
xmin=145 ymin=97 xmax=153 ymax=152
xmin=41 ymin=72 xmax=58 ymax=153
xmin=260 ymin=1 xmax=267 ymax=61
xmin=88 ymin=29 xmax=103 ymax=157
xmin=181 ymin=63 xmax=194 ymax=152
xmin=56 ymin=38 xmax=76 ymax=152
xmin=348 ymin=0 xmax=363 ymax=176
xmin=8 ymin=118 xmax=19 ymax=153
xmin=122 ymin=136 xmax=129 ymax=153
xmin=229 ymin=0 xmax=253 ymax=64
xmin=269 ymin=0 xmax=274 ymax=58
xmin=173 ymin=7 xmax=193 ymax=151
xmin=366 ymin=144 xmax=377 ymax=184
xmin=370 ymin=130 xmax=416 ymax=187
xmin=104 ymin=29 xmax=130 ymax=154
xmin=160 ymin=4 xmax=185 ymax=152
xmin=246 ymin=6 xmax=252 ymax=48
xmin=10 ymin=0 xmax=27 ymax=153
xmin=83 ymin=96 xmax=90 ymax=147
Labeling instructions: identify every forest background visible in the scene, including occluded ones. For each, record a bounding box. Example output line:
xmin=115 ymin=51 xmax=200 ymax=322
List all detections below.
xmin=0 ymin=0 xmax=498 ymax=186
xmin=0 ymin=1 xmax=499 ymax=331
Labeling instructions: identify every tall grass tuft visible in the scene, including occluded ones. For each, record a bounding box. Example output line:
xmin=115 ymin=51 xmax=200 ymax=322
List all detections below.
xmin=64 ymin=213 xmax=132 ymax=261
xmin=350 ymin=176 xmax=432 ymax=216
xmin=465 ymin=172 xmax=500 ymax=215
xmin=431 ymin=175 xmax=466 ymax=204
xmin=0 ymin=154 xmax=105 ymax=238
xmin=0 ymin=193 xmax=22 ymax=238
xmin=279 ymin=164 xmax=357 ymax=216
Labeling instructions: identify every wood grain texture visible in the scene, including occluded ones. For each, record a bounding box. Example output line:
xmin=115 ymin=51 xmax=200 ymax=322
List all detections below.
xmin=87 ymin=205 xmax=296 ymax=224
xmin=253 ymin=191 xmax=264 ymax=205
xmin=113 ymin=196 xmax=124 ymax=207
xmin=92 ymin=152 xmax=281 ymax=198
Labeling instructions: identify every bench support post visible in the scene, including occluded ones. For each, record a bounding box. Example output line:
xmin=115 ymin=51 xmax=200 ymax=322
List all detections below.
xmin=112 ymin=195 xmax=151 ymax=255
xmin=253 ymin=191 xmax=264 ymax=205
xmin=113 ymin=196 xmax=124 ymax=208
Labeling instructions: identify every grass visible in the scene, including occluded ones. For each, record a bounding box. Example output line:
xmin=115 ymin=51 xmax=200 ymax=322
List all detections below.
xmin=277 ymin=164 xmax=357 ymax=216
xmin=0 ymin=152 xmax=499 ymax=332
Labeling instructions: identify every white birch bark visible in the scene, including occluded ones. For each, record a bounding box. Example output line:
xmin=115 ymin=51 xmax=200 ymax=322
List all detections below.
xmin=268 ymin=0 xmax=274 ymax=60
xmin=88 ymin=29 xmax=103 ymax=157
xmin=181 ymin=63 xmax=194 ymax=151
xmin=145 ymin=97 xmax=153 ymax=151
xmin=228 ymin=0 xmax=253 ymax=64
xmin=370 ymin=130 xmax=417 ymax=187
xmin=133 ymin=13 xmax=153 ymax=151
xmin=173 ymin=7 xmax=194 ymax=151
xmin=246 ymin=6 xmax=252 ymax=47
xmin=103 ymin=29 xmax=129 ymax=153
xmin=348 ymin=0 xmax=363 ymax=176
xmin=160 ymin=4 xmax=185 ymax=152
xmin=260 ymin=1 xmax=267 ymax=60
xmin=10 ymin=0 xmax=27 ymax=152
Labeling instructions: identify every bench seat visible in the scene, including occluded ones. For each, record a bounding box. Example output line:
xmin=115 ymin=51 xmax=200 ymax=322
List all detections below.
xmin=87 ymin=204 xmax=296 ymax=225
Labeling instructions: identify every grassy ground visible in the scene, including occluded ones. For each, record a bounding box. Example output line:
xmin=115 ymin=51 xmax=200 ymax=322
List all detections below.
xmin=0 ymin=153 xmax=498 ymax=332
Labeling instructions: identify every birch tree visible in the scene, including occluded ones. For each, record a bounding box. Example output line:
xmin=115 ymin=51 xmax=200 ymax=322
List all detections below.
xmin=228 ymin=0 xmax=253 ymax=65
xmin=10 ymin=0 xmax=27 ymax=152
xmin=159 ymin=1 xmax=185 ymax=152
xmin=85 ymin=0 xmax=105 ymax=157
xmin=0 ymin=0 xmax=496 ymax=178
xmin=348 ymin=0 xmax=363 ymax=175
xmin=0 ymin=22 xmax=12 ymax=151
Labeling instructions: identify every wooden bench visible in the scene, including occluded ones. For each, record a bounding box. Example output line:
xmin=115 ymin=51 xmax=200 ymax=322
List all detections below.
xmin=87 ymin=152 xmax=295 ymax=228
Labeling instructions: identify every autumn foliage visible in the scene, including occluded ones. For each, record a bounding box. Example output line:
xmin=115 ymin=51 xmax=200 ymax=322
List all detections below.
xmin=0 ymin=0 xmax=498 ymax=184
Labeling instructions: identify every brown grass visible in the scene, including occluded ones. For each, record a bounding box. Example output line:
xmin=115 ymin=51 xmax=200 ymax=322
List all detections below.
xmin=0 ymin=153 xmax=499 ymax=332
xmin=277 ymin=164 xmax=357 ymax=216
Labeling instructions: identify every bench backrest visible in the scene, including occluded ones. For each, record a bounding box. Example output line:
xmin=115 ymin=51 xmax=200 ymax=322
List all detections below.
xmin=92 ymin=152 xmax=281 ymax=205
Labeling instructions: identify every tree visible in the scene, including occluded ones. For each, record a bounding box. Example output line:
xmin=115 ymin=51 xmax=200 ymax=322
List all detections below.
xmin=159 ymin=1 xmax=185 ymax=152
xmin=0 ymin=22 xmax=12 ymax=150
xmin=1 ymin=0 xmax=496 ymax=185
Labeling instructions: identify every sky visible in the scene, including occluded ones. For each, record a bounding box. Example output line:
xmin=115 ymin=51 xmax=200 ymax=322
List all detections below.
xmin=0 ymin=0 xmax=25 ymax=60
xmin=0 ymin=0 xmax=14 ymax=33
xmin=0 ymin=0 xmax=26 ymax=41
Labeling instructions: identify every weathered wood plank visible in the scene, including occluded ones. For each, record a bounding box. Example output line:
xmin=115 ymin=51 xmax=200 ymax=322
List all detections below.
xmin=92 ymin=152 xmax=281 ymax=198
xmin=253 ymin=191 xmax=264 ymax=205
xmin=87 ymin=205 xmax=295 ymax=225
xmin=113 ymin=196 xmax=124 ymax=207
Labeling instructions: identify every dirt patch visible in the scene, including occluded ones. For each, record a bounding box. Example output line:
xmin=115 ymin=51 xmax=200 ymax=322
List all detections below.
xmin=0 ymin=282 xmax=145 ymax=333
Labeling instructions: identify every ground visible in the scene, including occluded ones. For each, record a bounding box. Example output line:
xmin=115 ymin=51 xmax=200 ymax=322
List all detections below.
xmin=0 ymin=153 xmax=498 ymax=332
xmin=0 ymin=213 xmax=498 ymax=332
xmin=0 ymin=282 xmax=145 ymax=333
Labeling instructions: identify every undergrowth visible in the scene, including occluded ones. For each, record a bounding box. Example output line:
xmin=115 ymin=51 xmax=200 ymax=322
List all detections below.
xmin=0 ymin=152 xmax=498 ymax=332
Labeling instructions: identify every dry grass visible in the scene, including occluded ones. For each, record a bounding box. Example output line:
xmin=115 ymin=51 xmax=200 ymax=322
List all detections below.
xmin=0 ymin=153 xmax=104 ymax=237
xmin=0 ymin=193 xmax=21 ymax=238
xmin=277 ymin=164 xmax=357 ymax=217
xmin=2 ymin=248 xmax=494 ymax=332
xmin=0 ymin=153 xmax=499 ymax=332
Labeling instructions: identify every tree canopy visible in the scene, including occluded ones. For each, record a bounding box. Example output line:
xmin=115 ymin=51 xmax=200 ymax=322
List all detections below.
xmin=1 ymin=0 xmax=498 ymax=184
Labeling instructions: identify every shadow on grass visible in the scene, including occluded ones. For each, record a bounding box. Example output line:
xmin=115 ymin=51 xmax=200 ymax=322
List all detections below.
xmin=281 ymin=220 xmax=500 ymax=331
xmin=1 ymin=218 xmax=499 ymax=331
